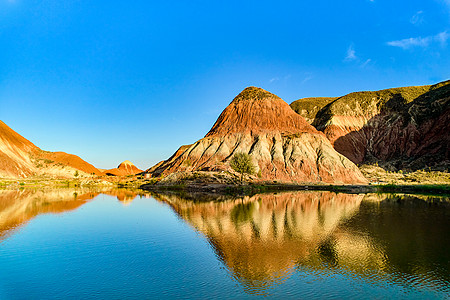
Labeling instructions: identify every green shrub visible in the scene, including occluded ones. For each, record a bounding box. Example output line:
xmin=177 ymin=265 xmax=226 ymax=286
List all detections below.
xmin=230 ymin=152 xmax=255 ymax=183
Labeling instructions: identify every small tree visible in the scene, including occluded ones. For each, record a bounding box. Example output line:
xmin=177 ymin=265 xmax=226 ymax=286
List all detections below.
xmin=230 ymin=152 xmax=255 ymax=183
xmin=74 ymin=170 xmax=79 ymax=178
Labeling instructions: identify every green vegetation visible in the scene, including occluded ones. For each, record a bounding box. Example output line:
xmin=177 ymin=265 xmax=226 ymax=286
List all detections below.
xmin=234 ymin=86 xmax=281 ymax=103
xmin=283 ymin=133 xmax=302 ymax=140
xmin=360 ymin=164 xmax=450 ymax=185
xmin=74 ymin=170 xmax=79 ymax=178
xmin=230 ymin=152 xmax=255 ymax=183
xmin=0 ymin=177 xmax=113 ymax=189
xmin=182 ymin=159 xmax=192 ymax=167
xmin=231 ymin=202 xmax=256 ymax=225
xmin=376 ymin=184 xmax=450 ymax=196
xmin=328 ymin=85 xmax=431 ymax=116
xmin=289 ymin=82 xmax=448 ymax=129
xmin=307 ymin=81 xmax=449 ymax=125
xmin=290 ymin=97 xmax=337 ymax=122
xmin=31 ymin=157 xmax=55 ymax=169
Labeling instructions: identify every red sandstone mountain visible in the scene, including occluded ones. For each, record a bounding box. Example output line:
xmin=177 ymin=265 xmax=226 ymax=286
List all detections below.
xmin=104 ymin=160 xmax=142 ymax=176
xmin=0 ymin=120 xmax=101 ymax=178
xmin=290 ymin=80 xmax=450 ymax=170
xmin=149 ymin=87 xmax=367 ymax=184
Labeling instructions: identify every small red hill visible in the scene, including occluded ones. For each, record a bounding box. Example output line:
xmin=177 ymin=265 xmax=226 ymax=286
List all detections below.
xmin=104 ymin=160 xmax=142 ymax=176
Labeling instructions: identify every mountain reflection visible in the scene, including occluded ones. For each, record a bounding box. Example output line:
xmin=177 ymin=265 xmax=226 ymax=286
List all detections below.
xmin=0 ymin=188 xmax=141 ymax=241
xmin=103 ymin=189 xmax=140 ymax=205
xmin=153 ymin=191 xmax=450 ymax=294
xmin=2 ymin=188 xmax=448 ymax=295
xmin=0 ymin=189 xmax=99 ymax=240
xmin=153 ymin=191 xmax=375 ymax=291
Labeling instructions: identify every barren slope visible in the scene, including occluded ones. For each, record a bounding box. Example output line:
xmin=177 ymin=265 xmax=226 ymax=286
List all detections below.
xmin=149 ymin=87 xmax=366 ymax=184
xmin=0 ymin=120 xmax=102 ymax=178
xmin=291 ymin=80 xmax=450 ymax=170
xmin=104 ymin=160 xmax=142 ymax=176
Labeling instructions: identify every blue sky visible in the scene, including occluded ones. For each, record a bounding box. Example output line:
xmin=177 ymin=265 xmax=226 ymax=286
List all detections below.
xmin=0 ymin=0 xmax=449 ymax=169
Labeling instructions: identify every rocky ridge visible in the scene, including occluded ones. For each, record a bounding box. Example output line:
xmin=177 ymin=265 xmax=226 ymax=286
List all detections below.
xmin=290 ymin=80 xmax=450 ymax=170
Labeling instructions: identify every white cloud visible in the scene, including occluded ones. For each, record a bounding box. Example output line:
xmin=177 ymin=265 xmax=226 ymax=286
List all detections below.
xmin=361 ymin=59 xmax=372 ymax=68
xmin=387 ymin=31 xmax=448 ymax=49
xmin=436 ymin=31 xmax=450 ymax=45
xmin=387 ymin=37 xmax=431 ymax=49
xmin=410 ymin=11 xmax=424 ymax=25
xmin=269 ymin=75 xmax=291 ymax=83
xmin=345 ymin=45 xmax=357 ymax=61
xmin=301 ymin=75 xmax=313 ymax=84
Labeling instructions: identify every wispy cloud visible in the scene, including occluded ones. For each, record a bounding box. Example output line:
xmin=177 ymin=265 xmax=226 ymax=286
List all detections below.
xmin=344 ymin=44 xmax=372 ymax=67
xmin=301 ymin=74 xmax=313 ymax=85
xmin=436 ymin=31 xmax=450 ymax=44
xmin=387 ymin=36 xmax=431 ymax=49
xmin=361 ymin=59 xmax=372 ymax=68
xmin=345 ymin=45 xmax=357 ymax=61
xmin=410 ymin=10 xmax=424 ymax=25
xmin=269 ymin=75 xmax=291 ymax=84
xmin=387 ymin=31 xmax=449 ymax=49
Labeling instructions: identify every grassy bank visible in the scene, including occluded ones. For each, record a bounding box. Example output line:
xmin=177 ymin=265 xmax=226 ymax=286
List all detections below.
xmin=0 ymin=177 xmax=114 ymax=189
xmin=140 ymin=181 xmax=450 ymax=197
xmin=359 ymin=164 xmax=450 ymax=185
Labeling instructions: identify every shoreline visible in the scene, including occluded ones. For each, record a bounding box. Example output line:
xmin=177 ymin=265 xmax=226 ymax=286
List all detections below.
xmin=2 ymin=177 xmax=449 ymax=197
xmin=140 ymin=182 xmax=450 ymax=197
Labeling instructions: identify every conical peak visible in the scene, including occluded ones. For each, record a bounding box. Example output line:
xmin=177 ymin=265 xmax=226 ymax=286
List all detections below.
xmin=118 ymin=160 xmax=134 ymax=168
xmin=232 ymin=87 xmax=282 ymax=103
xmin=205 ymin=87 xmax=318 ymax=137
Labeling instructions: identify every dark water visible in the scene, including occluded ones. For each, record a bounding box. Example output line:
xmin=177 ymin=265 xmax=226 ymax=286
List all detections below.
xmin=0 ymin=189 xmax=449 ymax=299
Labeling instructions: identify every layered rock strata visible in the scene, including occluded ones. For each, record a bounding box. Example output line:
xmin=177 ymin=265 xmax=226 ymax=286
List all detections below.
xmin=290 ymin=80 xmax=450 ymax=170
xmin=149 ymin=87 xmax=367 ymax=184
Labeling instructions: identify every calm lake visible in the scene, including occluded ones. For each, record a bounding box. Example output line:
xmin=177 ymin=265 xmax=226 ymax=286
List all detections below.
xmin=0 ymin=189 xmax=449 ymax=299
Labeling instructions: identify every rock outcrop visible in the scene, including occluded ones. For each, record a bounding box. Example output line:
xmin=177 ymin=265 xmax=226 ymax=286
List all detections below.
xmin=290 ymin=80 xmax=450 ymax=170
xmin=149 ymin=87 xmax=367 ymax=184
xmin=0 ymin=120 xmax=102 ymax=178
xmin=104 ymin=160 xmax=142 ymax=176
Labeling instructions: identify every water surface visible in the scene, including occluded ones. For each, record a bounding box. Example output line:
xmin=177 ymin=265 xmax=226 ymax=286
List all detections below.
xmin=0 ymin=189 xmax=448 ymax=299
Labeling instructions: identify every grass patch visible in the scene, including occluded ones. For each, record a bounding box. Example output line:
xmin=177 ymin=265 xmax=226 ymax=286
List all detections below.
xmin=376 ymin=184 xmax=450 ymax=196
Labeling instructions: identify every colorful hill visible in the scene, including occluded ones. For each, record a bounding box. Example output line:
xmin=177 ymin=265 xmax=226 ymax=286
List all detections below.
xmin=0 ymin=120 xmax=101 ymax=178
xmin=148 ymin=87 xmax=366 ymax=184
